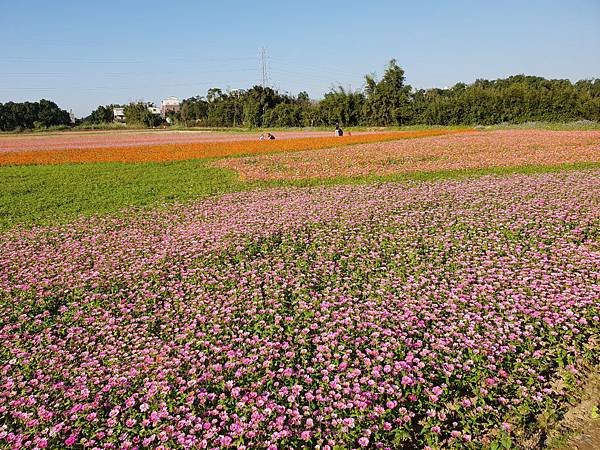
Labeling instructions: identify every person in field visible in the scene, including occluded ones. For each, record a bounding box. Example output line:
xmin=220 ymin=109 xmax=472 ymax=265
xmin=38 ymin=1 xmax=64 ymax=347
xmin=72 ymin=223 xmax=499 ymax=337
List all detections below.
xmin=335 ymin=124 xmax=344 ymax=136
xmin=267 ymin=132 xmax=275 ymax=140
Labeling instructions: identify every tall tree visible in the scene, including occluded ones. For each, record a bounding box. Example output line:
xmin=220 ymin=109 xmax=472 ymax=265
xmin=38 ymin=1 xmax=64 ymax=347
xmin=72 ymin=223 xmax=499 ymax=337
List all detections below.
xmin=363 ymin=60 xmax=413 ymax=126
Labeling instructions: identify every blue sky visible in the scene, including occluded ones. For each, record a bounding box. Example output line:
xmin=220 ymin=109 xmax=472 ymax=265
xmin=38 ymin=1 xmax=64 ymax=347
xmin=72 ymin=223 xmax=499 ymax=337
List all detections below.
xmin=1 ymin=0 xmax=599 ymax=117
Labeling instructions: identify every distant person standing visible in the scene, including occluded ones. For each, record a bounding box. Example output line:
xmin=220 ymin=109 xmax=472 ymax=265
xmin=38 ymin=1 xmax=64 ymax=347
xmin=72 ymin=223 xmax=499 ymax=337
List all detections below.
xmin=335 ymin=124 xmax=344 ymax=136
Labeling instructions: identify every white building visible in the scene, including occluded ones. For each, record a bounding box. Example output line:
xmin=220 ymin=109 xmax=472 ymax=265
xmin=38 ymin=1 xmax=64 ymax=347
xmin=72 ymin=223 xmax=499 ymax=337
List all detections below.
xmin=113 ymin=105 xmax=161 ymax=123
xmin=113 ymin=107 xmax=125 ymax=122
xmin=160 ymin=96 xmax=181 ymax=118
xmin=112 ymin=99 xmax=179 ymax=124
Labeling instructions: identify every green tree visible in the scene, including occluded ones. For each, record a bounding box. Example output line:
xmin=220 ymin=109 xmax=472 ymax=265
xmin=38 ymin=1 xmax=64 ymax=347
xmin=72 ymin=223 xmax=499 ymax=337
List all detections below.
xmin=363 ymin=59 xmax=413 ymax=125
xmin=180 ymin=96 xmax=209 ymax=125
xmin=123 ymin=102 xmax=162 ymax=127
xmin=0 ymin=99 xmax=70 ymax=131
xmin=318 ymin=87 xmax=365 ymax=126
xmin=85 ymin=105 xmax=115 ymax=124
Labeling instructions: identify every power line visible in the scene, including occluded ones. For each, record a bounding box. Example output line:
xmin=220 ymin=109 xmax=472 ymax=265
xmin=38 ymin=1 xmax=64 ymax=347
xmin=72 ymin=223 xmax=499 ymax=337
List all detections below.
xmin=0 ymin=55 xmax=258 ymax=65
xmin=260 ymin=47 xmax=270 ymax=88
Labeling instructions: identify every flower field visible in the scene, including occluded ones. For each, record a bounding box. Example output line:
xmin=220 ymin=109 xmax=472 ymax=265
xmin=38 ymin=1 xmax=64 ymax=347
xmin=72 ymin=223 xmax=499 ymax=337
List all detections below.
xmin=215 ymin=130 xmax=600 ymax=181
xmin=1 ymin=169 xmax=598 ymax=449
xmin=0 ymin=130 xmax=468 ymax=166
xmin=0 ymin=131 xmax=344 ymax=152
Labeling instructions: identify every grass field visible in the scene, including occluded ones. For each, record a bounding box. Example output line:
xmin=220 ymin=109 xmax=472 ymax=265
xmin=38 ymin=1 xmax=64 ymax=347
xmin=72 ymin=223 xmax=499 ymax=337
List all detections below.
xmin=0 ymin=161 xmax=243 ymax=230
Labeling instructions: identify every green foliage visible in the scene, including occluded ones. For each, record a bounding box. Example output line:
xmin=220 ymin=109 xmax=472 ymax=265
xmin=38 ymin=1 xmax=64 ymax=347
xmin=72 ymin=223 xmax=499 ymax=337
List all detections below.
xmin=123 ymin=102 xmax=162 ymax=127
xmin=263 ymin=103 xmax=304 ymax=127
xmin=169 ymin=61 xmax=600 ymax=128
xmin=179 ymin=96 xmax=208 ymax=126
xmin=490 ymin=433 xmax=513 ymax=450
xmin=0 ymin=161 xmax=244 ymax=230
xmin=363 ymin=59 xmax=412 ymax=125
xmin=176 ymin=87 xmax=295 ymax=127
xmin=72 ymin=122 xmax=128 ymax=131
xmin=318 ymin=86 xmax=365 ymax=126
xmin=297 ymin=91 xmax=310 ymax=103
xmin=412 ymin=76 xmax=600 ymax=125
xmin=0 ymin=99 xmax=71 ymax=131
xmin=84 ymin=105 xmax=115 ymax=124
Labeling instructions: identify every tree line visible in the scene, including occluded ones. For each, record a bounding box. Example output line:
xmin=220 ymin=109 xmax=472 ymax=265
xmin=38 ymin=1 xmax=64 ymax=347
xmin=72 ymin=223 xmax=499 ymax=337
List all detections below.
xmin=0 ymin=100 xmax=71 ymax=131
xmin=171 ymin=61 xmax=599 ymax=127
xmin=2 ymin=60 xmax=599 ymax=131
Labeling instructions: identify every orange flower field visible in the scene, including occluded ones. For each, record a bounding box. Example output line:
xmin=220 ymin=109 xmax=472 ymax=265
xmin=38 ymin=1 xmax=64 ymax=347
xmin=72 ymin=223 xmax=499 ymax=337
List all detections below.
xmin=215 ymin=129 xmax=600 ymax=180
xmin=0 ymin=130 xmax=468 ymax=166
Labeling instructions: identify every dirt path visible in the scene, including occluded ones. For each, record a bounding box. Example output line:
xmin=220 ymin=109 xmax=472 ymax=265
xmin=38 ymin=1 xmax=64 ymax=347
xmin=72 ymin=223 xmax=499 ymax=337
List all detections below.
xmin=555 ymin=373 xmax=600 ymax=449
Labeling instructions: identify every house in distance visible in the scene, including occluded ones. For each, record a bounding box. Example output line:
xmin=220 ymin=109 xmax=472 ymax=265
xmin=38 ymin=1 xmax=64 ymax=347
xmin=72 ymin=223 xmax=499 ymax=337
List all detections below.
xmin=113 ymin=97 xmax=181 ymax=124
xmin=160 ymin=96 xmax=181 ymax=122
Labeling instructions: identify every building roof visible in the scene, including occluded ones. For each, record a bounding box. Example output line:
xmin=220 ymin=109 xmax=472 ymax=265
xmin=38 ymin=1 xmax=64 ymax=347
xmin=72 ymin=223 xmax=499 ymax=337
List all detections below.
xmin=161 ymin=96 xmax=180 ymax=106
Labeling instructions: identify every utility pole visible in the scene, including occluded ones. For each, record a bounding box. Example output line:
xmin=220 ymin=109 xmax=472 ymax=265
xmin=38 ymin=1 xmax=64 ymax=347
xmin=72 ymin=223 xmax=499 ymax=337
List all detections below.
xmin=260 ymin=47 xmax=269 ymax=88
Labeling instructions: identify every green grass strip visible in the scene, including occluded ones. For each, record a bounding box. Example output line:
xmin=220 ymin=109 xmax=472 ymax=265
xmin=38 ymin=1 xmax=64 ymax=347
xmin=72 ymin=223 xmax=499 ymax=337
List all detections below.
xmin=1 ymin=161 xmax=598 ymax=231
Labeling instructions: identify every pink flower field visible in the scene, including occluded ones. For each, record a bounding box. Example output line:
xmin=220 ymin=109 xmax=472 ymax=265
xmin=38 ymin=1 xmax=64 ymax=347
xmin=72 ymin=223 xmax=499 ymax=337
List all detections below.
xmin=215 ymin=129 xmax=600 ymax=181
xmin=0 ymin=170 xmax=599 ymax=449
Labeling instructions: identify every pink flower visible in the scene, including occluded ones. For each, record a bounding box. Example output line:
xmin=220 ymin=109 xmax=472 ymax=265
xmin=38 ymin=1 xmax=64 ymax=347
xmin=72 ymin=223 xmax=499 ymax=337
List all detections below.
xmin=485 ymin=377 xmax=497 ymax=386
xmin=401 ymin=376 xmax=413 ymax=386
xmin=358 ymin=437 xmax=369 ymax=447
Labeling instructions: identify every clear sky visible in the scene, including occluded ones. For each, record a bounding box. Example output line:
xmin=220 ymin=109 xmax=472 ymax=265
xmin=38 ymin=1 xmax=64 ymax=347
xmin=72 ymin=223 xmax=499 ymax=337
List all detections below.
xmin=1 ymin=0 xmax=599 ymax=117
